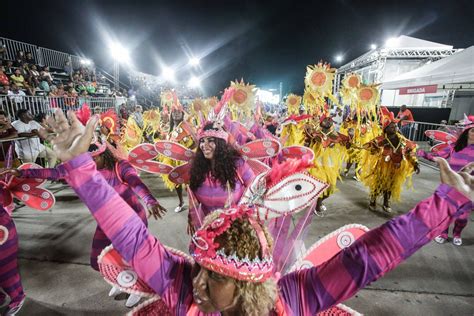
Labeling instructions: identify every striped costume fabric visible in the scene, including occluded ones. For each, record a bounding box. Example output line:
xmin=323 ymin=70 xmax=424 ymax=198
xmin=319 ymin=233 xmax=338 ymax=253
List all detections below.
xmin=0 ymin=207 xmax=25 ymax=310
xmin=192 ymin=158 xmax=255 ymax=216
xmin=423 ymin=144 xmax=473 ymax=238
xmin=19 ymin=159 xmax=157 ymax=270
xmin=59 ymin=153 xmax=471 ymax=315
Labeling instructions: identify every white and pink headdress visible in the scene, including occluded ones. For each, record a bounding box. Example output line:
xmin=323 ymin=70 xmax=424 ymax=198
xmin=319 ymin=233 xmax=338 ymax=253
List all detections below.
xmin=196 ymin=88 xmax=235 ymax=143
xmin=191 ymin=205 xmax=273 ymax=282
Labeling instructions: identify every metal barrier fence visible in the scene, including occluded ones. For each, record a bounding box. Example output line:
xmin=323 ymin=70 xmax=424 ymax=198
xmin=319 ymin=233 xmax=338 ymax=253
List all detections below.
xmin=0 ymin=37 xmax=40 ymax=64
xmin=38 ymin=47 xmax=71 ymax=70
xmin=1 ymin=36 xmax=82 ymax=70
xmin=0 ymin=95 xmax=117 ymax=119
xmin=400 ymin=121 xmax=456 ymax=169
xmin=70 ymin=55 xmax=83 ymax=69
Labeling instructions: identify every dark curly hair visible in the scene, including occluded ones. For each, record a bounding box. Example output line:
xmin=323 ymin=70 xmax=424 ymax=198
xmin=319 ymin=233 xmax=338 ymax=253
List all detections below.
xmin=189 ymin=124 xmax=241 ymax=191
xmin=88 ymin=144 xmax=117 ymax=170
xmin=454 ymin=127 xmax=471 ymax=152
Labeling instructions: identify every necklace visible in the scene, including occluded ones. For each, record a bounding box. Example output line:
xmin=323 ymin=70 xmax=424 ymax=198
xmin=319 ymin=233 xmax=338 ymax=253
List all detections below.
xmin=385 ymin=135 xmax=401 ymax=151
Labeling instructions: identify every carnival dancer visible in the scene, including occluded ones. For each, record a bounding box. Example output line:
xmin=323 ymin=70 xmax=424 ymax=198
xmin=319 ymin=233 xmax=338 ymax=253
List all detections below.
xmin=0 ymin=206 xmax=25 ymax=316
xmin=189 ymin=123 xmax=255 ymax=229
xmin=1 ymin=142 xmax=165 ymax=308
xmin=162 ymin=102 xmax=196 ymax=213
xmin=304 ymin=112 xmax=351 ymax=213
xmin=359 ymin=108 xmax=420 ymax=213
xmin=42 ymin=108 xmax=473 ymax=316
xmin=419 ymin=116 xmax=474 ymax=245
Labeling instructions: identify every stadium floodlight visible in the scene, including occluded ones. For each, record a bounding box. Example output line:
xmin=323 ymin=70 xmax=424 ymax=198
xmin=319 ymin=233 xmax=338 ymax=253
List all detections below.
xmin=335 ymin=55 xmax=344 ymax=63
xmin=189 ymin=57 xmax=200 ymax=66
xmin=370 ymin=44 xmax=377 ymax=50
xmin=385 ymin=37 xmax=400 ymax=48
xmin=162 ymin=67 xmax=175 ymax=81
xmin=109 ymin=42 xmax=130 ymax=63
xmin=188 ymin=76 xmax=201 ymax=88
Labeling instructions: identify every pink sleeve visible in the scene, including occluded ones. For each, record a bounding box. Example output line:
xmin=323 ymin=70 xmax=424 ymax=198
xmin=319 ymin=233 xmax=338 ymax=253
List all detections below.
xmin=58 ymin=154 xmax=187 ymax=296
xmin=278 ymin=185 xmax=471 ymax=315
xmin=237 ymin=159 xmax=255 ymax=187
xmin=117 ymin=160 xmax=159 ymax=206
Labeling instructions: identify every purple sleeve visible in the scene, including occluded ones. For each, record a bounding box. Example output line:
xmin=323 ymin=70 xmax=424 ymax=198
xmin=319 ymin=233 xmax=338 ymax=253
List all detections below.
xmin=278 ymin=185 xmax=471 ymax=314
xmin=237 ymin=159 xmax=255 ymax=187
xmin=117 ymin=160 xmax=158 ymax=206
xmin=19 ymin=168 xmax=63 ymax=180
xmin=58 ymin=154 xmax=185 ymax=297
xmin=420 ymin=145 xmax=452 ymax=160
xmin=224 ymin=116 xmax=250 ymax=145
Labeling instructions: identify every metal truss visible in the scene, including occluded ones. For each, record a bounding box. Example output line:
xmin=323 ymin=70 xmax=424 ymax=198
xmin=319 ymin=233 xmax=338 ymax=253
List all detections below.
xmin=337 ymin=48 xmax=460 ymax=73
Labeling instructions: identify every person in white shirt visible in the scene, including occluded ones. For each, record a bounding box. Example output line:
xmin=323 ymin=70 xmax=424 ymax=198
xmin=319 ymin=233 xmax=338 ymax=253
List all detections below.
xmin=11 ymin=109 xmax=56 ymax=166
xmin=7 ymin=84 xmax=26 ymax=105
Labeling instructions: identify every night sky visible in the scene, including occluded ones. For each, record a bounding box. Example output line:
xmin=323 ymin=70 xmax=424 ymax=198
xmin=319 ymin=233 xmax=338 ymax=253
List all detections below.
xmin=2 ymin=0 xmax=473 ymax=96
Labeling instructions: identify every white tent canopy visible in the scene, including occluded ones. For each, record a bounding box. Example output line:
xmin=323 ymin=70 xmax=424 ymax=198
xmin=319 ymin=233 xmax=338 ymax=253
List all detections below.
xmin=382 ymin=46 xmax=474 ymax=90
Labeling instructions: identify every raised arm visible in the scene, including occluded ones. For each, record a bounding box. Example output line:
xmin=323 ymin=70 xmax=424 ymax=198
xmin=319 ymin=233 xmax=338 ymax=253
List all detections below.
xmin=58 ymin=154 xmax=183 ymax=296
xmin=18 ymin=167 xmax=63 ymax=181
xmin=118 ymin=160 xmax=158 ymax=206
xmin=278 ymin=183 xmax=471 ymax=314
xmin=41 ymin=109 xmax=185 ymax=297
xmin=117 ymin=160 xmax=167 ymax=219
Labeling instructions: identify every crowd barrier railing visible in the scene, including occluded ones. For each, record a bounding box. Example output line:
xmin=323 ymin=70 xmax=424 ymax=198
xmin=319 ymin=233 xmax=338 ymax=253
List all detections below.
xmin=400 ymin=120 xmax=456 ymax=169
xmin=1 ymin=36 xmax=82 ymax=70
xmin=0 ymin=135 xmax=47 ymax=168
xmin=38 ymin=47 xmax=71 ymax=70
xmin=0 ymin=95 xmax=118 ymax=119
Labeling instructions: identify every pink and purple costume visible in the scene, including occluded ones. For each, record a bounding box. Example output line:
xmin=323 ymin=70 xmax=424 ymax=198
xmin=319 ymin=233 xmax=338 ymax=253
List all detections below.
xmin=59 ymin=153 xmax=470 ymax=315
xmin=0 ymin=206 xmax=25 ymax=311
xmin=421 ymin=144 xmax=473 ymax=239
xmin=192 ymin=159 xmax=255 ymax=216
xmin=18 ymin=159 xmax=158 ymax=270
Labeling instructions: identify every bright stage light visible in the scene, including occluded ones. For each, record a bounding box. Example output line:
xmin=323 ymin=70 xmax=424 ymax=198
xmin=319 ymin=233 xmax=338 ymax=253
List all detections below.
xmin=80 ymin=58 xmax=92 ymax=65
xmin=162 ymin=67 xmax=175 ymax=81
xmin=109 ymin=42 xmax=130 ymax=63
xmin=370 ymin=44 xmax=377 ymax=50
xmin=189 ymin=57 xmax=200 ymax=66
xmin=188 ymin=76 xmax=201 ymax=88
xmin=385 ymin=37 xmax=400 ymax=48
xmin=335 ymin=55 xmax=344 ymax=63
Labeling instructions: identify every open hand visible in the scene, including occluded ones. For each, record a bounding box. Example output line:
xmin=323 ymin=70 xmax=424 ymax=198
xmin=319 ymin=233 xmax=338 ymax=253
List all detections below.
xmin=434 ymin=158 xmax=473 ymax=200
xmin=0 ymin=168 xmax=20 ymax=177
xmin=147 ymin=204 xmax=167 ymax=220
xmin=39 ymin=109 xmax=98 ymax=162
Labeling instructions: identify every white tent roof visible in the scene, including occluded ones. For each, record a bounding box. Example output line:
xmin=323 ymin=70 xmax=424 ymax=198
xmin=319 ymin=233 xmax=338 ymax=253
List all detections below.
xmin=388 ymin=35 xmax=453 ymax=49
xmin=382 ymin=46 xmax=474 ymax=90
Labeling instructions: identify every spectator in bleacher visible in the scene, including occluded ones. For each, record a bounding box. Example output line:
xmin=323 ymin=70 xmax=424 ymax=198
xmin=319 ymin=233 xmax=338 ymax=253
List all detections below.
xmin=56 ymin=83 xmax=66 ymax=96
xmin=3 ymin=60 xmax=14 ymax=73
xmin=8 ymin=84 xmax=26 ymax=106
xmin=29 ymin=65 xmax=40 ymax=87
xmin=65 ymin=87 xmax=77 ymax=107
xmin=10 ymin=69 xmax=26 ymax=88
xmin=0 ymin=84 xmax=10 ymax=95
xmin=13 ymin=50 xmax=25 ymax=67
xmin=64 ymin=60 xmax=73 ymax=80
xmin=19 ymin=63 xmax=36 ymax=94
xmin=78 ymin=90 xmax=88 ymax=106
xmin=0 ymin=110 xmax=18 ymax=164
xmin=0 ymin=66 xmax=9 ymax=86
xmin=12 ymin=109 xmax=56 ymax=166
xmin=25 ymin=52 xmax=35 ymax=66
xmin=41 ymin=66 xmax=53 ymax=85
xmin=49 ymin=86 xmax=59 ymax=97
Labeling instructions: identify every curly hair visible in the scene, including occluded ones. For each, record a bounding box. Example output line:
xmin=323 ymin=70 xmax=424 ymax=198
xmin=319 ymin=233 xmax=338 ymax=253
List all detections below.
xmin=189 ymin=124 xmax=241 ymax=191
xmin=88 ymin=144 xmax=117 ymax=170
xmin=201 ymin=212 xmax=277 ymax=315
xmin=454 ymin=127 xmax=471 ymax=152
